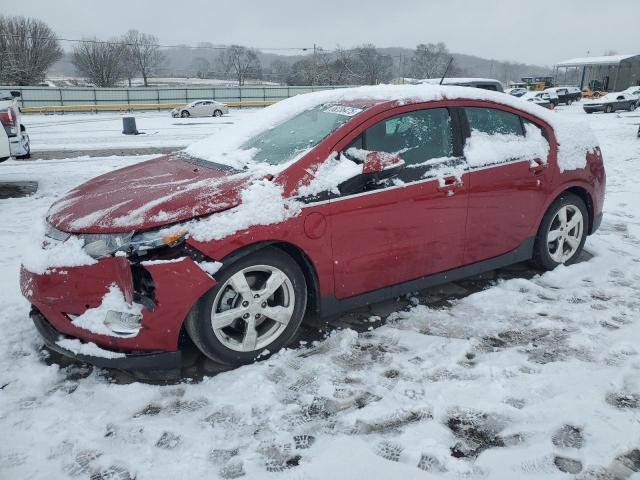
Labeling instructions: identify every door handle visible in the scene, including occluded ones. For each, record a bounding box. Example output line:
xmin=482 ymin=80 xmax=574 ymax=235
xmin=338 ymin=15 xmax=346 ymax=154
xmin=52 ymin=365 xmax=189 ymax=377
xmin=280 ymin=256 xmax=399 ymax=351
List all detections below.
xmin=438 ymin=176 xmax=464 ymax=195
xmin=529 ymin=158 xmax=547 ymax=173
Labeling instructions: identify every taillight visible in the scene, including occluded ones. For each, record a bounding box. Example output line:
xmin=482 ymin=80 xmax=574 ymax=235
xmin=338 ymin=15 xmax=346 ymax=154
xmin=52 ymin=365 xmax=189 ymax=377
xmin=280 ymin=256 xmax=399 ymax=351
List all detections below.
xmin=0 ymin=109 xmax=13 ymax=127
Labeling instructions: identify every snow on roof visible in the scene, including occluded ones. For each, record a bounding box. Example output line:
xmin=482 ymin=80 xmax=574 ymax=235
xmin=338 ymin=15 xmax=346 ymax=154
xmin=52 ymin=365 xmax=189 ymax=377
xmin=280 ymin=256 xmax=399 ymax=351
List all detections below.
xmin=186 ymin=83 xmax=597 ymax=173
xmin=556 ymin=54 xmax=639 ymax=67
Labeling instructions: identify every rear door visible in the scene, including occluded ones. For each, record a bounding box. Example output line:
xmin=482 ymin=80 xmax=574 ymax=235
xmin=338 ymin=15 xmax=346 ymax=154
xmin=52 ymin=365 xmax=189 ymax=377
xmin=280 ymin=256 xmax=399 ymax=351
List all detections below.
xmin=330 ymin=106 xmax=469 ymax=299
xmin=462 ymin=106 xmax=555 ymax=264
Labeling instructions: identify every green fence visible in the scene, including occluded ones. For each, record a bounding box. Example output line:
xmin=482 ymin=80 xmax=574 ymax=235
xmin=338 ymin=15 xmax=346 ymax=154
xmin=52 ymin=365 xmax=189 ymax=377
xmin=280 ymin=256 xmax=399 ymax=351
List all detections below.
xmin=1 ymin=85 xmax=353 ymax=109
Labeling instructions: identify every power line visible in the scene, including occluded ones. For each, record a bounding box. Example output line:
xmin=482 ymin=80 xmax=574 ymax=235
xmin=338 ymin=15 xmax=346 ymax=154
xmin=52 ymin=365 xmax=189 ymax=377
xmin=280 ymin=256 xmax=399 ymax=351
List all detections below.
xmin=0 ymin=33 xmax=313 ymax=52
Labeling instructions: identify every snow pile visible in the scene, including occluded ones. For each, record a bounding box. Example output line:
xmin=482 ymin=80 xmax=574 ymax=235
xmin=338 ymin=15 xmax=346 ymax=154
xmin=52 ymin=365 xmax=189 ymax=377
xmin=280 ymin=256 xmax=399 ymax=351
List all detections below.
xmin=56 ymin=339 xmax=126 ymax=359
xmin=70 ymin=284 xmax=143 ymax=338
xmin=464 ymin=123 xmax=550 ymax=168
xmin=552 ymin=116 xmax=599 ymax=172
xmin=188 ymin=180 xmax=302 ymax=242
xmin=297 ymin=153 xmax=362 ymax=196
xmin=22 ymin=228 xmax=96 ymax=275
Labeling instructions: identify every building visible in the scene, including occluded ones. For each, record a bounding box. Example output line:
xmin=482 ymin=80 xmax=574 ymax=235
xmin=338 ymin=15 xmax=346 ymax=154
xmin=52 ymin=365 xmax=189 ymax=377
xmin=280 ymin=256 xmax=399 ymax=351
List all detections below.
xmin=554 ymin=54 xmax=640 ymax=92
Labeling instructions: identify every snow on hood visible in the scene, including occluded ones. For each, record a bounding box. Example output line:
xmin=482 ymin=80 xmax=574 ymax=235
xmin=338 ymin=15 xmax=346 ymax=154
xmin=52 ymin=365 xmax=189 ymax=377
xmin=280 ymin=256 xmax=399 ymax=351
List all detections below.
xmin=47 ymin=155 xmax=253 ymax=233
xmin=187 ymin=84 xmax=598 ymax=174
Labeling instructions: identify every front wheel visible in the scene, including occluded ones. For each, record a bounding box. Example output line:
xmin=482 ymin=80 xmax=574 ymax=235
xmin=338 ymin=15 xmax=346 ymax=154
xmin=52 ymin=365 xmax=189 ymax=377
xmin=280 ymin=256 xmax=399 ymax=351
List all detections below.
xmin=185 ymin=247 xmax=307 ymax=366
xmin=604 ymin=105 xmax=613 ymax=113
xmin=531 ymin=193 xmax=588 ymax=271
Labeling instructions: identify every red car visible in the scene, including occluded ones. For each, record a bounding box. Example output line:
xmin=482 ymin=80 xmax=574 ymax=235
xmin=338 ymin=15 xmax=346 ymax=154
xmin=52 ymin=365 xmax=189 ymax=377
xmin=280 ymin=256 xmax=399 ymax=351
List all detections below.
xmin=20 ymin=87 xmax=605 ymax=375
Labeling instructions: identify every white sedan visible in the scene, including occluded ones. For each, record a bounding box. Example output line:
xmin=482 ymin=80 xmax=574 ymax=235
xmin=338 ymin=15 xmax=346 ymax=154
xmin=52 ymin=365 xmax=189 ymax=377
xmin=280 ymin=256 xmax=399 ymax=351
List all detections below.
xmin=171 ymin=100 xmax=229 ymax=118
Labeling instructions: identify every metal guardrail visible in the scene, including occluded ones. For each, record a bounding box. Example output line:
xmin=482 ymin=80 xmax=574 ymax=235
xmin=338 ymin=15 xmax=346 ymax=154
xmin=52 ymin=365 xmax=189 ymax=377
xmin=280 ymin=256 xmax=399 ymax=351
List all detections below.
xmin=20 ymin=100 xmax=276 ymax=114
xmin=2 ymin=85 xmax=352 ymax=112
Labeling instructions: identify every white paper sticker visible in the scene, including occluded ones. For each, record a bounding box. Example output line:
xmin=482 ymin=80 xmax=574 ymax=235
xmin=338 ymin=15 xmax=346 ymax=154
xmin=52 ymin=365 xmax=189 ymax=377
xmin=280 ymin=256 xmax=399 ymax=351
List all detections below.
xmin=323 ymin=104 xmax=363 ymax=117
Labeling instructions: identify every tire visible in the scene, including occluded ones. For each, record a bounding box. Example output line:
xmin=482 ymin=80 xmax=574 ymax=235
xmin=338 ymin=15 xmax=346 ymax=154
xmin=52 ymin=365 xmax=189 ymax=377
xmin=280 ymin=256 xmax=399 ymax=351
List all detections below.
xmin=531 ymin=192 xmax=589 ymax=271
xmin=213 ymin=109 xmax=223 ymax=117
xmin=180 ymin=110 xmax=190 ymax=118
xmin=629 ymin=103 xmax=636 ymax=112
xmin=185 ymin=247 xmax=307 ymax=366
xmin=604 ymin=105 xmax=613 ymax=113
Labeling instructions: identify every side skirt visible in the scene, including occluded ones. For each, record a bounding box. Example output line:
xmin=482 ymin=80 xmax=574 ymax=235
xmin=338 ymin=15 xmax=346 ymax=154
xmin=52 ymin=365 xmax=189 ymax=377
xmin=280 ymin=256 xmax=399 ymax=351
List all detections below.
xmin=319 ymin=237 xmax=535 ymax=318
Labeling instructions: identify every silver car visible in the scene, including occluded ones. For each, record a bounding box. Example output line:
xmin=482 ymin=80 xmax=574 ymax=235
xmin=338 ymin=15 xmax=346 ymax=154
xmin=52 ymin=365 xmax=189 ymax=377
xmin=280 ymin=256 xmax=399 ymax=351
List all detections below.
xmin=171 ymin=100 xmax=229 ymax=118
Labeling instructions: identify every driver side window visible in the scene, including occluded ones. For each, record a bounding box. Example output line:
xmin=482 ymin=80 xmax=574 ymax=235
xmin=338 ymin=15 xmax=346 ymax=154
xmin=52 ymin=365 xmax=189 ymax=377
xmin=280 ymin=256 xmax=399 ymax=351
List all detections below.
xmin=363 ymin=108 xmax=454 ymax=182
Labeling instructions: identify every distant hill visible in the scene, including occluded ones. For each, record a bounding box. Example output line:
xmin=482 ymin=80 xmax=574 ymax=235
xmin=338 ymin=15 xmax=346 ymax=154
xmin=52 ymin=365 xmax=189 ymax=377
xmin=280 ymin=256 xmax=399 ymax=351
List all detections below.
xmin=48 ymin=46 xmax=553 ymax=86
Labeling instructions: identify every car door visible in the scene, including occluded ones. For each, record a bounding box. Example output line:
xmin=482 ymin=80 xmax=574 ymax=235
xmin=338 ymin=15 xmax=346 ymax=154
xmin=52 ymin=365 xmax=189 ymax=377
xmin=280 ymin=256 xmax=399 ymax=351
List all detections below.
xmin=329 ymin=106 xmax=469 ymax=299
xmin=201 ymin=101 xmax=215 ymax=116
xmin=462 ymin=106 xmax=555 ymax=264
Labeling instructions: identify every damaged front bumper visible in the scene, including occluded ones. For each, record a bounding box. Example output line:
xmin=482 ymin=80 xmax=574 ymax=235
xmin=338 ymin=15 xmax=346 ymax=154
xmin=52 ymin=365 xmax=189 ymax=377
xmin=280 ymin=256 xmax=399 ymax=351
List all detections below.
xmin=20 ymin=254 xmax=216 ymax=372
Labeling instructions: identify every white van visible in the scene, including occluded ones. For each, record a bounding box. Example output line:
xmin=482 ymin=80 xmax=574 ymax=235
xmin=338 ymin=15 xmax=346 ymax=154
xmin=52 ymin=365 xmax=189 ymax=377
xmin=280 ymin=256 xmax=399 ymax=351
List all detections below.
xmin=0 ymin=90 xmax=30 ymax=158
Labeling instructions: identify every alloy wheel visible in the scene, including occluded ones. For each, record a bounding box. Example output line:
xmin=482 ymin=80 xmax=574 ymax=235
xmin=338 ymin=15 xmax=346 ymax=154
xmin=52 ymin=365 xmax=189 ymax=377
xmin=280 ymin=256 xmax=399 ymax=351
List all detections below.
xmin=547 ymin=205 xmax=584 ymax=263
xmin=210 ymin=265 xmax=295 ymax=352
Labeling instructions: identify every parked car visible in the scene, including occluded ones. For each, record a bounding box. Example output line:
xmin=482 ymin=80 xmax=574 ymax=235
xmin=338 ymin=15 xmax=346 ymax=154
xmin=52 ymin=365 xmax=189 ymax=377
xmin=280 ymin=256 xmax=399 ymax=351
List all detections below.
xmin=21 ymin=86 xmax=605 ymax=374
xmin=506 ymin=87 xmax=528 ymax=97
xmin=0 ymin=117 xmax=10 ymax=163
xmin=583 ymin=92 xmax=638 ymax=114
xmin=622 ymin=85 xmax=640 ymax=100
xmin=0 ymin=90 xmax=30 ymax=158
xmin=419 ymin=78 xmax=504 ymax=92
xmin=545 ymin=87 xmax=581 ymax=105
xmin=171 ymin=100 xmax=229 ymax=118
xmin=521 ymin=91 xmax=554 ymax=110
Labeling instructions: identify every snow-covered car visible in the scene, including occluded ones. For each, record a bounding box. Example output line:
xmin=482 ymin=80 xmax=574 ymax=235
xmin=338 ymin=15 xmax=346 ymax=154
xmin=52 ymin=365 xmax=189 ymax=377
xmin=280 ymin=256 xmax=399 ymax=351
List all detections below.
xmin=506 ymin=87 xmax=527 ymax=97
xmin=0 ymin=90 xmax=30 ymax=158
xmin=622 ymin=85 xmax=640 ymax=100
xmin=521 ymin=91 xmax=554 ymax=110
xmin=171 ymin=100 xmax=229 ymax=118
xmin=546 ymin=87 xmax=581 ymax=105
xmin=583 ymin=92 xmax=638 ymax=114
xmin=0 ymin=117 xmax=10 ymax=162
xmin=20 ymin=85 xmax=605 ymax=374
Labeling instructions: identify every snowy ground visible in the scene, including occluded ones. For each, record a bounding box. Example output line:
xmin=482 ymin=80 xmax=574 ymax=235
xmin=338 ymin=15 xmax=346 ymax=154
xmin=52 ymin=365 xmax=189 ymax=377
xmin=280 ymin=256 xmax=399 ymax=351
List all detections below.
xmin=23 ymin=109 xmax=256 ymax=154
xmin=1 ymin=105 xmax=640 ymax=479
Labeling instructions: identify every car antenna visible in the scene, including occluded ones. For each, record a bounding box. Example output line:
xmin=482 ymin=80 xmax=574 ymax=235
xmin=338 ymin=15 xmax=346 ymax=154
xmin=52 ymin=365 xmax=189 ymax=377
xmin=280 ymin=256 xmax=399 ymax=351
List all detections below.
xmin=439 ymin=57 xmax=454 ymax=85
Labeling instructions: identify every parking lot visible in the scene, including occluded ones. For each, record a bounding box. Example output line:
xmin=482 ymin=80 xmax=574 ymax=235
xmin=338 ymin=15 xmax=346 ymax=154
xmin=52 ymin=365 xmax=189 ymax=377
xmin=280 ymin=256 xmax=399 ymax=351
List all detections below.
xmin=1 ymin=104 xmax=640 ymax=479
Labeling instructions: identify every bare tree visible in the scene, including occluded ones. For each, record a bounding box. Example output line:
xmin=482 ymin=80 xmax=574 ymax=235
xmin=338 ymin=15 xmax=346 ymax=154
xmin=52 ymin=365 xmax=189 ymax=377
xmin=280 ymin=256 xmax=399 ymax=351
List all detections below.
xmin=410 ymin=43 xmax=450 ymax=80
xmin=122 ymin=30 xmax=163 ymax=87
xmin=221 ymin=45 xmax=261 ymax=86
xmin=0 ymin=15 xmax=62 ymax=85
xmin=190 ymin=56 xmax=210 ymax=78
xmin=71 ymin=38 xmax=126 ymax=87
xmin=353 ymin=44 xmax=392 ymax=85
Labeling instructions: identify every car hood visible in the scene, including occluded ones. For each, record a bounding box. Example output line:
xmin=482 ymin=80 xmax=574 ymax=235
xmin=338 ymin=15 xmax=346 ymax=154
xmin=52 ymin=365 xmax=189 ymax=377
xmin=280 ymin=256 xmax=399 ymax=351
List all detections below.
xmin=47 ymin=155 xmax=252 ymax=233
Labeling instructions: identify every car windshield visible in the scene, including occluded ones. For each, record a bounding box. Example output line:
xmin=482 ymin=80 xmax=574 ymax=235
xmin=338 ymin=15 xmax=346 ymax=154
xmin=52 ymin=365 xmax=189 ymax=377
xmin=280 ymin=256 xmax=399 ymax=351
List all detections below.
xmin=240 ymin=103 xmax=363 ymax=165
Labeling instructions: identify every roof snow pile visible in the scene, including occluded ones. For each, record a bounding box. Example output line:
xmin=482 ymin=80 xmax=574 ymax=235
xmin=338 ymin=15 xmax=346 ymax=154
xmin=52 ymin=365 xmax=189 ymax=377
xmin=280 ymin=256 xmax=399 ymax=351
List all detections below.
xmin=465 ymin=123 xmax=550 ymax=168
xmin=187 ymin=84 xmax=598 ymax=173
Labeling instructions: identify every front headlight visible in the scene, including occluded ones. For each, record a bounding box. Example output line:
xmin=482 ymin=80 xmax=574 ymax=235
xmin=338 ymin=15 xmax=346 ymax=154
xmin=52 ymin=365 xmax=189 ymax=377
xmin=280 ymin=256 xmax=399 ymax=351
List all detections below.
xmin=79 ymin=228 xmax=187 ymax=259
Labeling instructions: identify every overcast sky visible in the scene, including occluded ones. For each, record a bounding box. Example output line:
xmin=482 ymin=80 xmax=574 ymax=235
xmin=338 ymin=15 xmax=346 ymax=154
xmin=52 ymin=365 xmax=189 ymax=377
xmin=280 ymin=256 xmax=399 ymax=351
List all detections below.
xmin=4 ymin=0 xmax=639 ymax=65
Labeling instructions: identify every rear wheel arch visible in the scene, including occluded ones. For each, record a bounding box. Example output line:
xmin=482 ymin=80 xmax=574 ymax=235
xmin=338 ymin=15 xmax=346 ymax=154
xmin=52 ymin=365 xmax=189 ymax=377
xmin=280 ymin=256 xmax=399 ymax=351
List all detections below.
xmin=564 ymin=186 xmax=594 ymax=234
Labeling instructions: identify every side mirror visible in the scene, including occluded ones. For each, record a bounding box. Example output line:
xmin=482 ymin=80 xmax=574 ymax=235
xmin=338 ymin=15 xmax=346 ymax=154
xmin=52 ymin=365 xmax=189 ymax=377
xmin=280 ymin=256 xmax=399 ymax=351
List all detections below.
xmin=10 ymin=91 xmax=20 ymax=98
xmin=362 ymin=151 xmax=405 ymax=181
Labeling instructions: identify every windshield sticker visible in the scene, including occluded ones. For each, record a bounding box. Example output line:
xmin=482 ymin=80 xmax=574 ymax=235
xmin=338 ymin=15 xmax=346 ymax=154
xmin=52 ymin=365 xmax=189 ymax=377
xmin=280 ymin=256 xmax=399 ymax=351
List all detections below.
xmin=323 ymin=105 xmax=363 ymax=117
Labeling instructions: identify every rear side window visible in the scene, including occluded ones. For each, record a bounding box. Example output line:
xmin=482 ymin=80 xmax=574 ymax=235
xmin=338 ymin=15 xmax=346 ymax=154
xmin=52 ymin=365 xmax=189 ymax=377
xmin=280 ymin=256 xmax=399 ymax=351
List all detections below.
xmin=364 ymin=108 xmax=453 ymax=167
xmin=465 ymin=107 xmax=524 ymax=136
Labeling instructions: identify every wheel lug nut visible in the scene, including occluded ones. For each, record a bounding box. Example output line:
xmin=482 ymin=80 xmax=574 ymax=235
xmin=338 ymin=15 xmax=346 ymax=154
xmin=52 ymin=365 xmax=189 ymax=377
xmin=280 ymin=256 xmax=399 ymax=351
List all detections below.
xmin=261 ymin=302 xmax=267 ymax=308
xmin=255 ymin=313 xmax=260 ymax=319
xmin=242 ymin=301 xmax=249 ymax=307
xmin=254 ymin=294 xmax=259 ymax=299
xmin=242 ymin=313 xmax=249 ymax=319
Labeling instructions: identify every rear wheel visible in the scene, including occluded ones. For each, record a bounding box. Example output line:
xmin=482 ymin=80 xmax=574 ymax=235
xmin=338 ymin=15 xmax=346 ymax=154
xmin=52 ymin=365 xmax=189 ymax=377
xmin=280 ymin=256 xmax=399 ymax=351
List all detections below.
xmin=604 ymin=105 xmax=613 ymax=113
xmin=531 ymin=193 xmax=588 ymax=270
xmin=185 ymin=247 xmax=307 ymax=366
xmin=213 ymin=109 xmax=223 ymax=117
xmin=180 ymin=110 xmax=190 ymax=118
xmin=629 ymin=103 xmax=636 ymax=111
